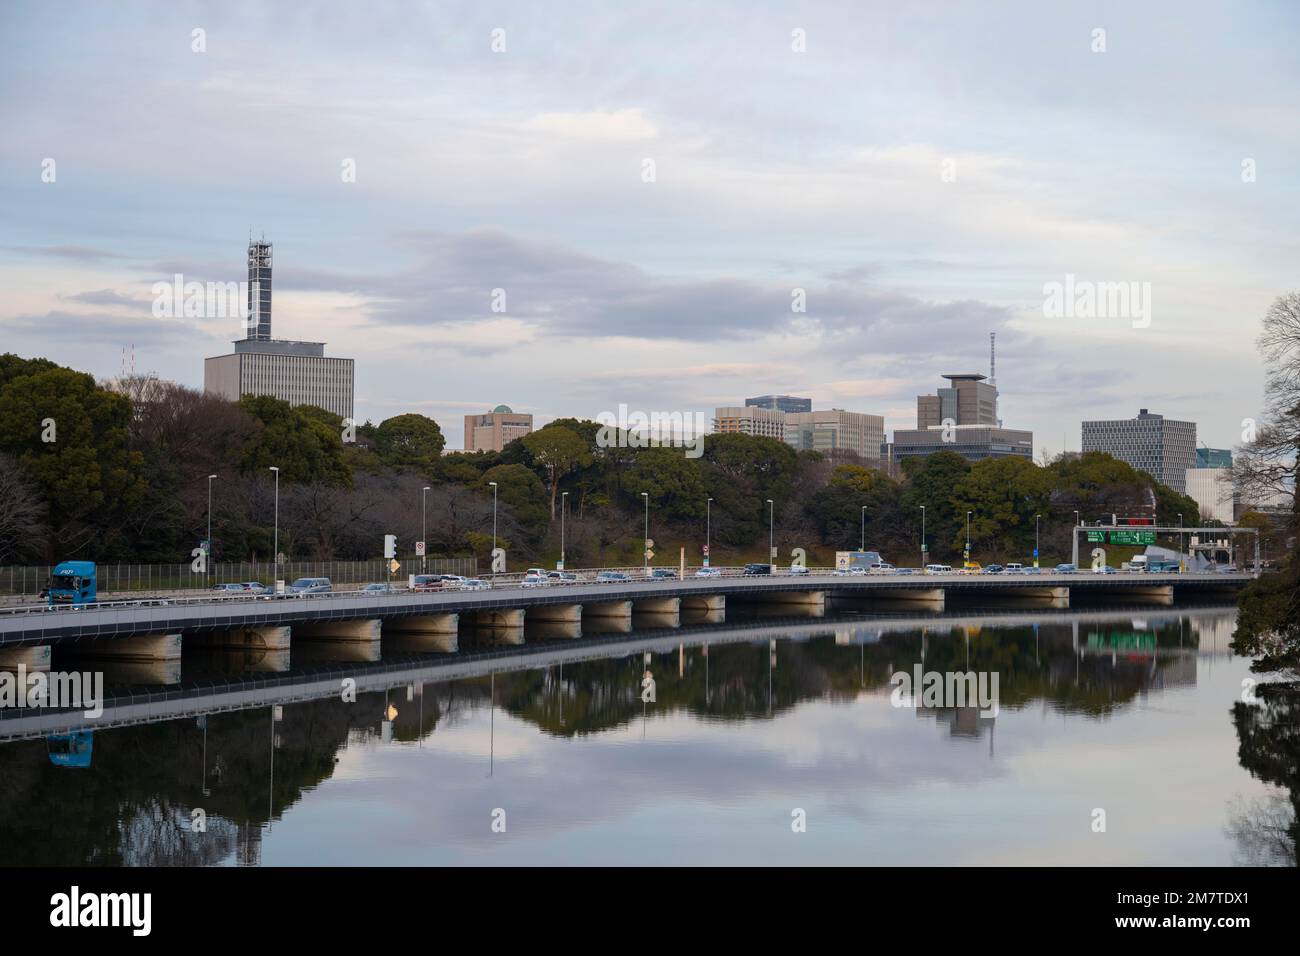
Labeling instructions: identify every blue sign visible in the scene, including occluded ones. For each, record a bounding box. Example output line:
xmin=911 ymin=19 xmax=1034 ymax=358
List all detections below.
xmin=1033 ymin=548 xmax=1038 ymax=557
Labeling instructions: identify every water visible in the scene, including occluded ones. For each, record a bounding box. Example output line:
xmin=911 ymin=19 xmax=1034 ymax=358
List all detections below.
xmin=1 ymin=603 xmax=1293 ymax=866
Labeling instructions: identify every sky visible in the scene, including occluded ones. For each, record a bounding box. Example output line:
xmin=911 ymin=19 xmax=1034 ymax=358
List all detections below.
xmin=2 ymin=0 xmax=1297 ymax=452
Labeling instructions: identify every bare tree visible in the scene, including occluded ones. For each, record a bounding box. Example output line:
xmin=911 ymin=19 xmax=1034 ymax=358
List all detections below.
xmin=0 ymin=454 xmax=48 ymax=564
xmin=1232 ymin=292 xmax=1300 ymax=511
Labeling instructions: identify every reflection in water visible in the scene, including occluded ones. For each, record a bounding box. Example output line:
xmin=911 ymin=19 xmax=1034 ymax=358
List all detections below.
xmin=0 ymin=606 xmax=1293 ymax=866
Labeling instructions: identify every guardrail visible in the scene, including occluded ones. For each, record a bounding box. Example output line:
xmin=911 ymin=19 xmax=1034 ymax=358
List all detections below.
xmin=0 ymin=565 xmax=1256 ymax=619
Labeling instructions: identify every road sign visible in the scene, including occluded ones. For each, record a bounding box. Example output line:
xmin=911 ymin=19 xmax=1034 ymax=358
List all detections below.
xmin=415 ymin=540 xmax=425 ymax=556
xmin=644 ymin=549 xmax=654 ymax=560
xmin=702 ymin=544 xmax=710 ymax=556
xmin=770 ymin=547 xmax=777 ymax=560
xmin=387 ymin=558 xmax=400 ymax=573
xmin=1033 ymin=548 xmax=1038 ymax=557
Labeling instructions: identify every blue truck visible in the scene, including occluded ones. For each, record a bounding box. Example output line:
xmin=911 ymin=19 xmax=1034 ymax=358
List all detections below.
xmin=45 ymin=560 xmax=97 ymax=605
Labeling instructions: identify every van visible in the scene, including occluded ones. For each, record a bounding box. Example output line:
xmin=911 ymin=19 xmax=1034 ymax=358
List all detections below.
xmin=924 ymin=564 xmax=952 ymax=574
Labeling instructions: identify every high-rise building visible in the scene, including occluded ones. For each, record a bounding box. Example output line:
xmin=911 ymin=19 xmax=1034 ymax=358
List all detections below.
xmin=888 ymin=425 xmax=1034 ymax=463
xmin=784 ymin=409 xmax=884 ymax=460
xmin=464 ymin=405 xmax=533 ymax=452
xmin=1081 ymin=409 xmax=1197 ymax=493
xmin=746 ymin=394 xmax=812 ymax=414
xmin=916 ymin=373 xmax=998 ymax=428
xmin=1185 ymin=468 xmax=1235 ymax=523
xmin=204 ymin=239 xmax=356 ymax=421
xmin=1196 ymin=447 xmax=1233 ymax=468
xmin=713 ymin=406 xmax=786 ymax=440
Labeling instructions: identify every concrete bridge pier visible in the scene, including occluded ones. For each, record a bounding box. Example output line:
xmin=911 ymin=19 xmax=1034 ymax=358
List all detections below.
xmin=384 ymin=614 xmax=460 ymax=653
xmin=583 ymin=600 xmax=633 ymax=634
xmin=189 ymin=626 xmax=291 ymax=651
xmin=292 ymin=619 xmax=382 ymax=662
xmin=752 ymin=591 xmax=825 ymax=617
xmin=1096 ymin=585 xmax=1175 ymax=604
xmin=632 ymin=596 xmax=680 ymax=629
xmin=464 ymin=608 xmax=526 ymax=629
xmin=0 ymin=644 xmax=52 ymax=672
xmin=96 ymin=659 xmax=182 ymax=685
xmin=681 ymin=594 xmax=725 ymax=614
xmin=68 ymin=632 xmax=183 ymax=661
xmin=526 ymin=619 xmax=583 ymax=641
xmin=526 ymin=604 xmax=582 ymax=624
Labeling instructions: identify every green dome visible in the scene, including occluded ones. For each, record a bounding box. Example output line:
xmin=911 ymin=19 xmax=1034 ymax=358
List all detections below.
xmin=491 ymin=404 xmax=513 ymax=413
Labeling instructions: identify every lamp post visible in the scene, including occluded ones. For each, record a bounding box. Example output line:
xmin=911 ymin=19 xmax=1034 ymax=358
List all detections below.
xmin=641 ymin=492 xmax=650 ymax=570
xmin=920 ymin=505 xmax=926 ymax=569
xmin=489 ymin=481 xmax=498 ymax=575
xmin=268 ymin=467 xmax=280 ymax=582
xmin=860 ymin=505 xmax=867 ymax=552
xmin=706 ymin=496 xmax=712 ymax=567
xmin=560 ymin=491 xmax=568 ymax=570
xmin=965 ymin=510 xmax=972 ymax=564
xmin=206 ymin=474 xmax=217 ymax=579
xmin=767 ymin=499 xmax=774 ymax=567
xmin=1034 ymin=513 xmax=1040 ymax=569
xmin=1178 ymin=512 xmax=1184 ymax=571
xmin=421 ymin=486 xmax=430 ymax=572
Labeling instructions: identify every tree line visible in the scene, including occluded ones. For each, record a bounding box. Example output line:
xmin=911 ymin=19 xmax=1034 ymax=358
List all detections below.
xmin=0 ymin=351 xmax=1219 ymax=571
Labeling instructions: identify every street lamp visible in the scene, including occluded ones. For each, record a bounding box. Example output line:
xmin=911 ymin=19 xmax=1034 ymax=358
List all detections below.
xmin=206 ymin=474 xmax=217 ymax=579
xmin=560 ymin=491 xmax=568 ymax=570
xmin=965 ymin=510 xmax=972 ymax=562
xmin=421 ymin=486 xmax=431 ymax=572
xmin=489 ymin=481 xmax=498 ymax=571
xmin=920 ymin=505 xmax=926 ymax=568
xmin=641 ymin=492 xmax=650 ymax=569
xmin=269 ymin=467 xmax=280 ymax=581
xmin=1035 ymin=513 xmax=1041 ymax=569
xmin=767 ymin=499 xmax=774 ymax=566
xmin=706 ymin=496 xmax=713 ymax=567
xmin=1178 ymin=512 xmax=1184 ymax=570
xmin=860 ymin=505 xmax=867 ymax=552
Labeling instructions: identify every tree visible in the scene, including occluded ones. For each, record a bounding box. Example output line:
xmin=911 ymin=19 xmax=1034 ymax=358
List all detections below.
xmin=0 ymin=453 xmax=48 ymax=564
xmin=237 ymin=396 xmax=351 ymax=487
xmin=373 ymin=413 xmax=445 ymax=472
xmin=951 ymin=457 xmax=1052 ymax=558
xmin=623 ymin=447 xmax=708 ymax=524
xmin=522 ymin=425 xmax=592 ymax=519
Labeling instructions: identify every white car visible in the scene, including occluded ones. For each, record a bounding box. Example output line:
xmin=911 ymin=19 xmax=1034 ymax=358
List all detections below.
xmin=520 ymin=573 xmax=549 ymax=588
xmin=924 ymin=564 xmax=953 ymax=574
xmin=1004 ymin=563 xmax=1024 ymax=572
xmin=460 ymin=578 xmax=490 ymax=591
xmin=694 ymin=567 xmax=721 ymax=578
xmin=789 ymin=565 xmax=809 ymax=575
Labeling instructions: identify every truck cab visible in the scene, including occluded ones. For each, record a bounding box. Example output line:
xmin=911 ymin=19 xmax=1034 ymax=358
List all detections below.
xmin=46 ymin=561 xmax=97 ymax=606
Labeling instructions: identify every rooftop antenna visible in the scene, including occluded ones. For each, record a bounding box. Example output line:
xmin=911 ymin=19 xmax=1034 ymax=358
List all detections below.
xmin=990 ymin=332 xmax=1002 ymax=427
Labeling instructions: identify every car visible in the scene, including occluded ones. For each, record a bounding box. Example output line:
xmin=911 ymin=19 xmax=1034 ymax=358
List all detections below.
xmin=867 ymin=563 xmax=894 ymax=574
xmin=981 ymin=564 xmax=1004 ymax=574
xmin=287 ymin=577 xmax=332 ymax=594
xmin=648 ymin=567 xmax=678 ymax=580
xmin=1053 ymin=563 xmax=1078 ymax=574
xmin=962 ymin=562 xmax=982 ymax=574
xmin=742 ymin=563 xmax=772 ymax=575
xmin=596 ymin=571 xmax=629 ymax=583
xmin=547 ymin=571 xmax=578 ymax=582
xmin=894 ymin=567 xmax=916 ymax=575
xmin=846 ymin=566 xmax=868 ymax=576
xmin=411 ymin=574 xmax=444 ymax=591
xmin=360 ymin=582 xmax=398 ymax=594
xmin=1004 ymin=563 xmax=1024 ymax=573
xmin=211 ymin=583 xmax=247 ymax=592
xmin=924 ymin=564 xmax=953 ymax=574
xmin=789 ymin=564 xmax=809 ymax=575
xmin=1022 ymin=566 xmax=1043 ymax=574
xmin=525 ymin=568 xmax=549 ymax=578
xmin=1094 ymin=565 xmax=1118 ymax=574
xmin=437 ymin=575 xmax=467 ymax=588
xmin=694 ymin=567 xmax=721 ymax=578
xmin=460 ymin=578 xmax=490 ymax=590
xmin=521 ymin=573 xmax=549 ymax=587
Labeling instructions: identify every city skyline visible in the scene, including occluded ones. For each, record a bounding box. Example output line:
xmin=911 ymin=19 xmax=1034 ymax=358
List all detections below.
xmin=3 ymin=1 xmax=1296 ymax=452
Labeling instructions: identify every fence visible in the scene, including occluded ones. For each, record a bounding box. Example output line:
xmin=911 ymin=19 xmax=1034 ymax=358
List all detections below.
xmin=0 ymin=556 xmax=478 ymax=597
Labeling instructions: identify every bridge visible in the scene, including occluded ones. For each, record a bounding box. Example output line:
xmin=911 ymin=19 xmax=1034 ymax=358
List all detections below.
xmin=0 ymin=568 xmax=1252 ymax=671
xmin=0 ymin=602 xmax=1236 ymax=743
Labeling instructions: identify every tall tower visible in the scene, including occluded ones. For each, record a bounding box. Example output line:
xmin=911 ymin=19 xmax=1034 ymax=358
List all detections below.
xmin=246 ymin=238 xmax=273 ymax=341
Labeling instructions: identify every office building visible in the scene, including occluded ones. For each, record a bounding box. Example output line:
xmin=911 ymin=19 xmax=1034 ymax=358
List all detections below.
xmin=713 ymin=405 xmax=787 ymax=440
xmin=1081 ymin=409 xmax=1197 ymax=493
xmin=888 ymin=424 xmax=1034 ymax=463
xmin=1196 ymin=447 xmax=1233 ymax=469
xmin=1185 ymin=468 xmax=1235 ymax=524
xmin=916 ymin=373 xmax=998 ymax=429
xmin=465 ymin=405 xmax=533 ymax=452
xmin=746 ymin=394 xmax=812 ymax=414
xmin=784 ymin=409 xmax=884 ymax=460
xmin=204 ymin=239 xmax=355 ymax=420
